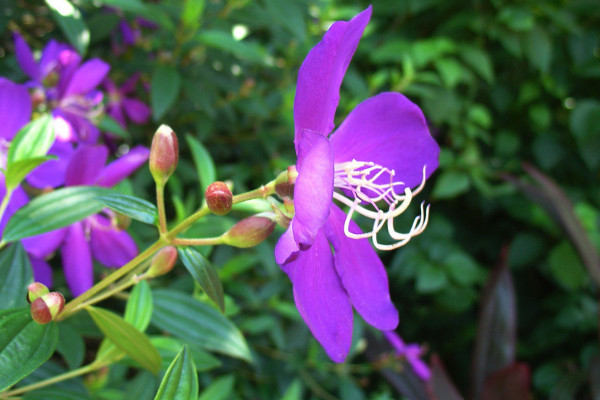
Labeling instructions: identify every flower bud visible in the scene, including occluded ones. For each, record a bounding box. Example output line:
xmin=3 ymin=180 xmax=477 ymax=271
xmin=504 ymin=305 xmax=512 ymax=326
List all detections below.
xmin=274 ymin=166 xmax=297 ymax=200
xmin=147 ymin=246 xmax=178 ymax=278
xmin=205 ymin=181 xmax=233 ymax=215
xmin=149 ymin=124 xmax=179 ymax=186
xmin=222 ymin=213 xmax=277 ymax=248
xmin=30 ymin=292 xmax=65 ymax=324
xmin=27 ymin=282 xmax=49 ymax=303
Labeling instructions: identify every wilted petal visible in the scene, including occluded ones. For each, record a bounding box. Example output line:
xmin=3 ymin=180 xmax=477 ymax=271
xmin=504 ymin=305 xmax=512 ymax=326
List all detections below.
xmin=95 ymin=145 xmax=149 ymax=187
xmin=330 ymin=92 xmax=440 ymax=189
xmin=324 ymin=204 xmax=398 ymax=330
xmin=27 ymin=141 xmax=74 ymax=188
xmin=0 ymin=78 xmax=31 ymax=140
xmin=63 ymin=59 xmax=110 ymax=97
xmin=274 ymin=220 xmax=300 ymax=266
xmin=293 ymin=6 xmax=371 ymax=147
xmin=30 ymin=256 xmax=53 ymax=288
xmin=89 ymin=215 xmax=137 ymax=267
xmin=122 ymin=98 xmax=151 ymax=124
xmin=13 ymin=32 xmax=39 ymax=81
xmin=22 ymin=228 xmax=67 ymax=259
xmin=61 ymin=222 xmax=94 ymax=297
xmin=65 ymin=145 xmax=108 ymax=186
xmin=287 ymin=230 xmax=353 ymax=362
xmin=292 ymin=130 xmax=333 ymax=249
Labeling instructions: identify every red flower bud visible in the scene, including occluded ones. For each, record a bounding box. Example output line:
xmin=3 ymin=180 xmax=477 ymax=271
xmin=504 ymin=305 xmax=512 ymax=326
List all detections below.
xmin=149 ymin=124 xmax=179 ymax=186
xmin=31 ymin=292 xmax=65 ymax=324
xmin=205 ymin=181 xmax=233 ymax=216
xmin=27 ymin=282 xmax=49 ymax=303
xmin=222 ymin=213 xmax=277 ymax=248
xmin=147 ymin=246 xmax=178 ymax=278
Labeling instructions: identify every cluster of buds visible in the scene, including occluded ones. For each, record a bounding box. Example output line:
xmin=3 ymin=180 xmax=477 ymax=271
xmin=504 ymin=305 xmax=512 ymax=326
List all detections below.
xmin=27 ymin=283 xmax=65 ymax=324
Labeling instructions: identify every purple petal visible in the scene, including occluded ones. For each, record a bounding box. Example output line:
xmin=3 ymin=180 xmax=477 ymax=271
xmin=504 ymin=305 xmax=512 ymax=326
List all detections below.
xmin=329 ymin=92 xmax=440 ymax=189
xmin=26 ymin=140 xmax=74 ymax=188
xmin=22 ymin=228 xmax=67 ymax=259
xmin=274 ymin=220 xmax=300 ymax=266
xmin=107 ymin=103 xmax=127 ymax=127
xmin=13 ymin=32 xmax=39 ymax=81
xmin=89 ymin=215 xmax=137 ymax=267
xmin=122 ymin=98 xmax=151 ymax=124
xmin=53 ymin=110 xmax=100 ymax=143
xmin=63 ymin=59 xmax=110 ymax=97
xmin=30 ymin=256 xmax=53 ymax=288
xmin=292 ymin=130 xmax=333 ymax=250
xmin=40 ymin=40 xmax=71 ymax=79
xmin=383 ymin=331 xmax=406 ymax=353
xmin=324 ymin=204 xmax=398 ymax=330
xmin=408 ymin=351 xmax=431 ymax=381
xmin=52 ymin=110 xmax=77 ymax=142
xmin=95 ymin=145 xmax=149 ymax=187
xmin=0 ymin=181 xmax=28 ymax=236
xmin=287 ymin=230 xmax=353 ymax=362
xmin=61 ymin=221 xmax=94 ymax=297
xmin=120 ymin=72 xmax=140 ymax=94
xmin=65 ymin=145 xmax=108 ymax=186
xmin=293 ymin=6 xmax=371 ymax=148
xmin=119 ymin=20 xmax=137 ymax=46
xmin=0 ymin=78 xmax=31 ymax=140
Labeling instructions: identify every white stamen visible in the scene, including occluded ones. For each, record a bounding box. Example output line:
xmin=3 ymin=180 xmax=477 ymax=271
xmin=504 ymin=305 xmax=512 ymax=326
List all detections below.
xmin=333 ymin=160 xmax=430 ymax=250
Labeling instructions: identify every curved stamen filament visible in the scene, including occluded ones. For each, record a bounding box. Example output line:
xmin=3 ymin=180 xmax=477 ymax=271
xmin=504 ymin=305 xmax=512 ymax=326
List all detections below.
xmin=333 ymin=161 xmax=430 ymax=250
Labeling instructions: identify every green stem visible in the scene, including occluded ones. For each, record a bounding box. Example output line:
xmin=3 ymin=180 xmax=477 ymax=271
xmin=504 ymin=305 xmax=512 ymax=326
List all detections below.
xmin=3 ymin=362 xmax=103 ymax=397
xmin=59 ymin=240 xmax=165 ymax=320
xmin=156 ymin=183 xmax=167 ymax=234
xmin=171 ymin=237 xmax=224 ymax=246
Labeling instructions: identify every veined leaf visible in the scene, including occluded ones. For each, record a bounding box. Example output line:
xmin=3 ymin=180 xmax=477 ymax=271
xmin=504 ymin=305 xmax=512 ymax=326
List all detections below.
xmin=179 ymin=247 xmax=225 ymax=312
xmin=44 ymin=0 xmax=89 ymax=55
xmin=124 ymin=280 xmax=154 ymax=332
xmin=153 ymin=346 xmax=198 ymax=400
xmin=87 ymin=306 xmax=161 ymax=374
xmin=95 ymin=193 xmax=158 ymax=225
xmin=151 ymin=65 xmax=181 ymax=121
xmin=185 ymin=135 xmax=216 ymax=204
xmin=2 ymin=186 xmax=111 ymax=243
xmin=0 ymin=308 xmax=59 ymax=391
xmin=6 ymin=114 xmax=54 ymax=166
xmin=5 ymin=156 xmax=56 ymax=190
xmin=0 ymin=243 xmax=33 ymax=311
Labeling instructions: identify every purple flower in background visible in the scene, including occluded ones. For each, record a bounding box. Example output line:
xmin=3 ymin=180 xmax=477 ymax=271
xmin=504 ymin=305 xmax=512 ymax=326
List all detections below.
xmin=274 ymin=7 xmax=440 ymax=362
xmin=21 ymin=145 xmax=149 ymax=296
xmin=14 ymin=33 xmax=110 ymax=143
xmin=104 ymin=74 xmax=151 ymax=127
xmin=384 ymin=331 xmax=431 ymax=381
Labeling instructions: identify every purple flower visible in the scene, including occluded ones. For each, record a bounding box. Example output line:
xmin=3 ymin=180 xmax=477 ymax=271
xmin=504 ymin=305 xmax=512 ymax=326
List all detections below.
xmin=14 ymin=33 xmax=110 ymax=143
xmin=0 ymin=78 xmax=32 ymax=141
xmin=104 ymin=74 xmax=151 ymax=128
xmin=384 ymin=331 xmax=431 ymax=381
xmin=21 ymin=145 xmax=150 ymax=296
xmin=274 ymin=7 xmax=440 ymax=362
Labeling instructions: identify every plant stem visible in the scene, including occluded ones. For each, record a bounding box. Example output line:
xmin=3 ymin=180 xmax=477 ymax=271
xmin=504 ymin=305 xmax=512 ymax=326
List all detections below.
xmin=156 ymin=183 xmax=167 ymax=234
xmin=171 ymin=237 xmax=224 ymax=246
xmin=3 ymin=362 xmax=103 ymax=397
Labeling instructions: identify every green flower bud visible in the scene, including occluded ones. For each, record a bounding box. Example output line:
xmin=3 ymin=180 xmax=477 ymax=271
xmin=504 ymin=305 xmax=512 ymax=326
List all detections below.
xmin=206 ymin=181 xmax=233 ymax=216
xmin=27 ymin=282 xmax=49 ymax=303
xmin=149 ymin=124 xmax=179 ymax=186
xmin=30 ymin=292 xmax=65 ymax=324
xmin=222 ymin=213 xmax=277 ymax=248
xmin=147 ymin=246 xmax=178 ymax=278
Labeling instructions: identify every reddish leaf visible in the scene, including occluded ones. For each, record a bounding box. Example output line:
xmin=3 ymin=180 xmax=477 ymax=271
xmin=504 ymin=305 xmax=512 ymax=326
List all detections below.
xmin=428 ymin=354 xmax=464 ymax=400
xmin=471 ymin=246 xmax=516 ymax=399
xmin=480 ymin=363 xmax=531 ymax=400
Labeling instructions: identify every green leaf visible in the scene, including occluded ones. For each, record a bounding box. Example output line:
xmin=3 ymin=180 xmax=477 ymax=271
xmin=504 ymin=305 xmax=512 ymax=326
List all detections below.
xmin=197 ymin=375 xmax=234 ymax=400
xmin=153 ymin=346 xmax=198 ymax=400
xmin=524 ymin=26 xmax=552 ymax=73
xmin=124 ymin=280 xmax=153 ymax=332
xmin=151 ymin=65 xmax=182 ymax=121
xmin=151 ymin=289 xmax=251 ymax=361
xmin=178 ymin=247 xmax=225 ymax=313
xmin=432 ymin=170 xmax=470 ymax=199
xmin=182 ymin=0 xmax=205 ymax=34
xmin=548 ymin=241 xmax=588 ymax=290
xmin=195 ymin=30 xmax=268 ymax=64
xmin=2 ymin=186 xmax=111 ymax=243
xmin=5 ymin=156 xmax=56 ymax=190
xmin=44 ymin=0 xmax=89 ymax=55
xmin=569 ymin=99 xmax=600 ymax=171
xmin=152 ymin=337 xmax=221 ymax=372
xmin=95 ymin=193 xmax=158 ymax=225
xmin=281 ymin=379 xmax=303 ymax=400
xmin=56 ymin=323 xmax=85 ymax=369
xmin=7 ymin=114 xmax=54 ymax=166
xmin=0 ymin=243 xmax=33 ymax=311
xmin=97 ymin=115 xmax=129 ymax=139
xmin=185 ymin=135 xmax=216 ymax=204
xmin=459 ymin=46 xmax=494 ymax=83
xmin=87 ymin=306 xmax=161 ymax=374
xmin=0 ymin=308 xmax=59 ymax=391
xmin=97 ymin=0 xmax=149 ymax=14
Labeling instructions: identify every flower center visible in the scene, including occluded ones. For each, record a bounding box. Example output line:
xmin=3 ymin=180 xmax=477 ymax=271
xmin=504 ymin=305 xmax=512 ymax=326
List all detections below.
xmin=333 ymin=159 xmax=429 ymax=250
